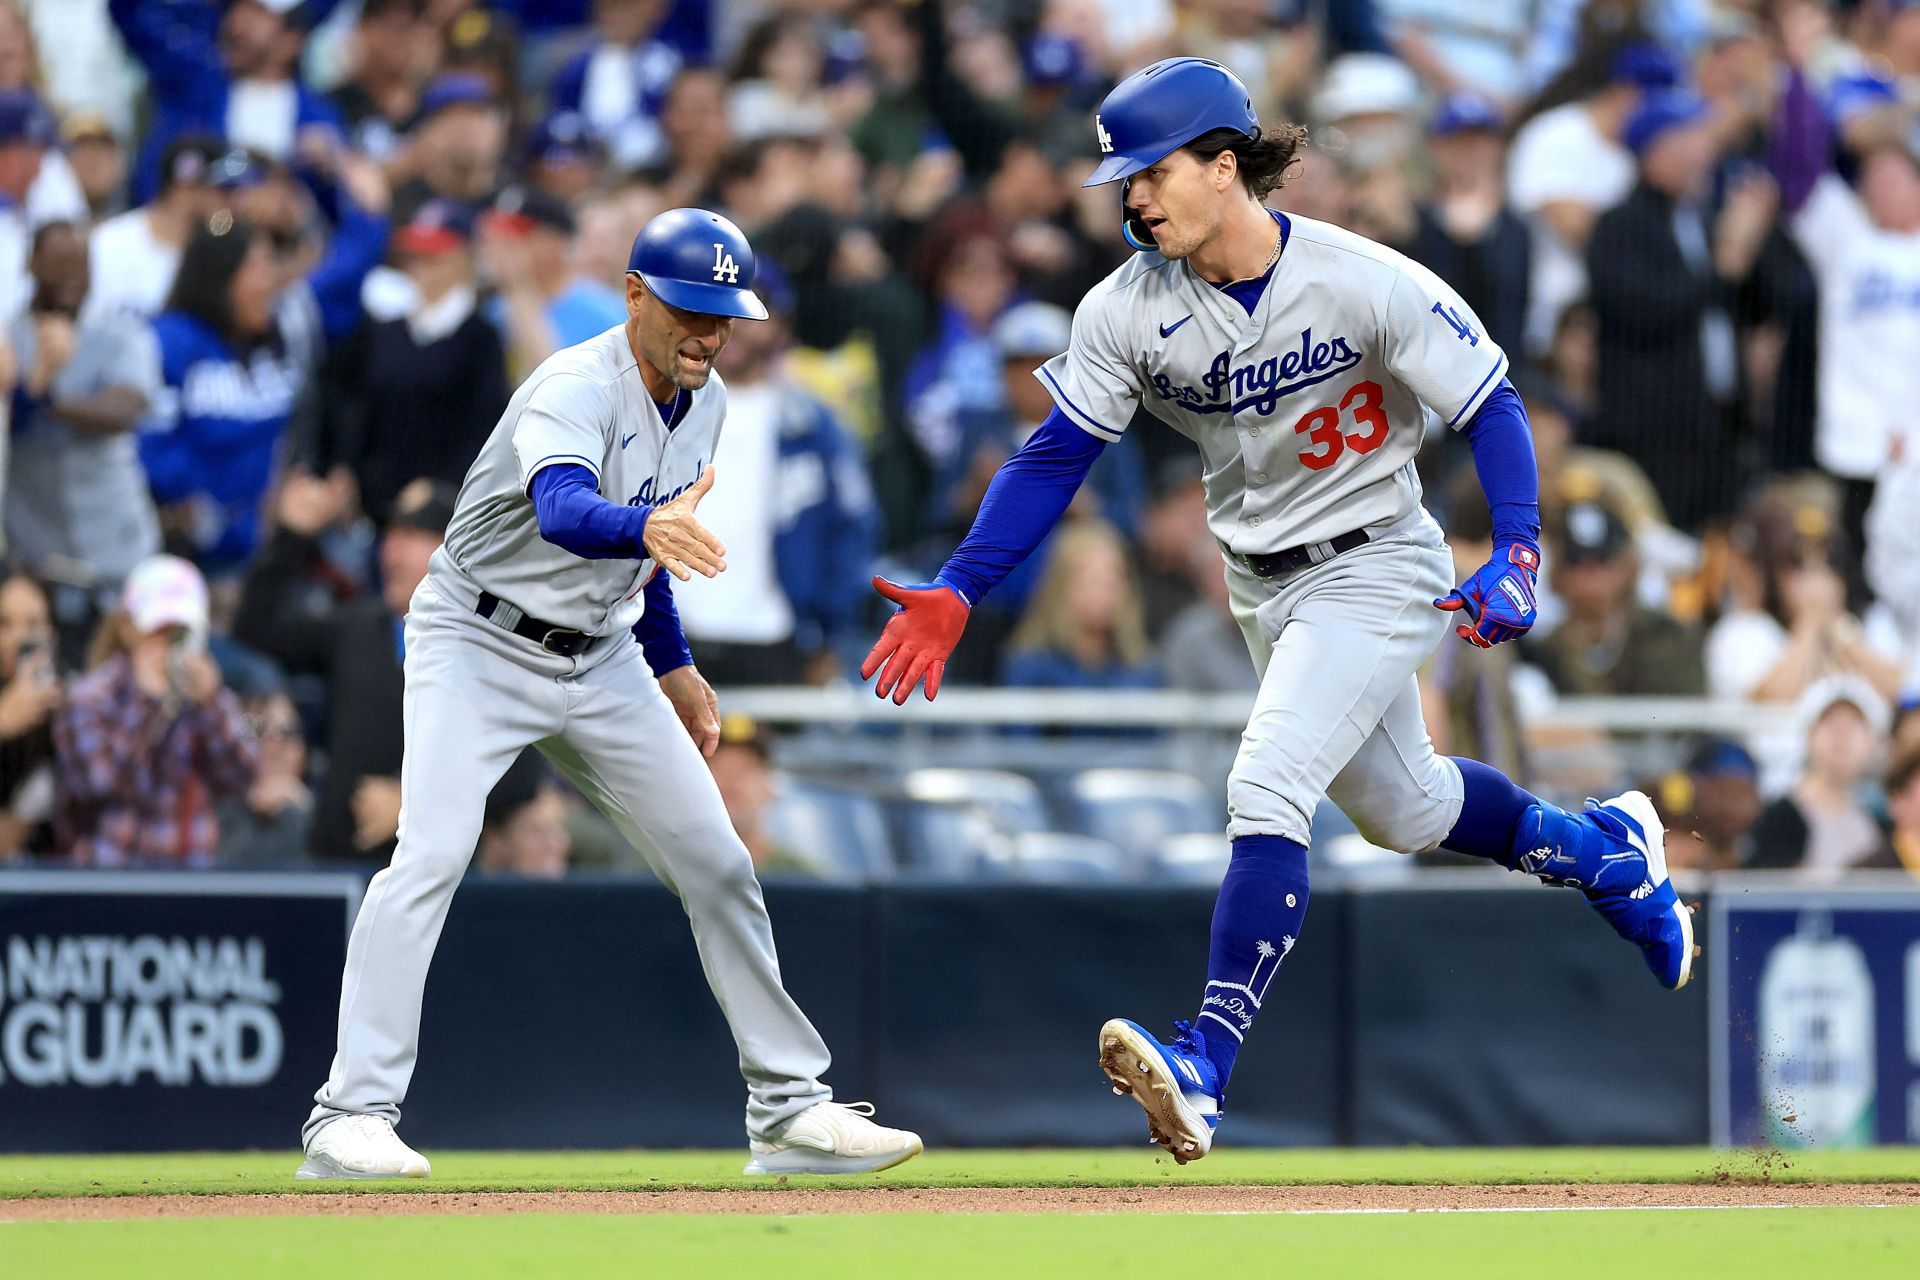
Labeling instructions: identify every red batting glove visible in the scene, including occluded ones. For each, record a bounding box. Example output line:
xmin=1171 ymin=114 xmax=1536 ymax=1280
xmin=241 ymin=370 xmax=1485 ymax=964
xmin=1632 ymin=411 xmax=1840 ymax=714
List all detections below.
xmin=861 ymin=576 xmax=970 ymax=704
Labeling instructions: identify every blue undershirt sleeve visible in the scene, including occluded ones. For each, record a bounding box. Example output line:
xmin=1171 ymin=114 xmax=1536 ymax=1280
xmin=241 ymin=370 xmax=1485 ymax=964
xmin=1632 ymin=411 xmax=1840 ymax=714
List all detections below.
xmin=632 ymin=570 xmax=694 ymax=676
xmin=1459 ymin=380 xmax=1542 ymax=550
xmin=935 ymin=407 xmax=1106 ymax=605
xmin=529 ymin=463 xmax=649 ymax=559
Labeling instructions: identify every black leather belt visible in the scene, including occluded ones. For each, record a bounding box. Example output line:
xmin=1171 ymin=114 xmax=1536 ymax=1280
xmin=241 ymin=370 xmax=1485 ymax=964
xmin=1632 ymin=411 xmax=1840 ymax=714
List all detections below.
xmin=1232 ymin=527 xmax=1371 ymax=580
xmin=476 ymin=591 xmax=592 ymax=656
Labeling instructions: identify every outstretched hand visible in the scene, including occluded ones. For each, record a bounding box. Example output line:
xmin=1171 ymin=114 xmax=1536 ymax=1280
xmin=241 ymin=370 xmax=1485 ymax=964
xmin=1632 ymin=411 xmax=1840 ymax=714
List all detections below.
xmin=861 ymin=577 xmax=970 ymax=704
xmin=642 ymin=465 xmax=727 ymax=581
xmin=1434 ymin=543 xmax=1539 ymax=649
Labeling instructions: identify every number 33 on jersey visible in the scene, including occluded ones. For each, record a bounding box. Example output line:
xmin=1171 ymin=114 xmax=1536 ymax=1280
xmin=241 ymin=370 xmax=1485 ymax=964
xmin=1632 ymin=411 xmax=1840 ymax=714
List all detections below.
xmin=1037 ymin=212 xmax=1507 ymax=554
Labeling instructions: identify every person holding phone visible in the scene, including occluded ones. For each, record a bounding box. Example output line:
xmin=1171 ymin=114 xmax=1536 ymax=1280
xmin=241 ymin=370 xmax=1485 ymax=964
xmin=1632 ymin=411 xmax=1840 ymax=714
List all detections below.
xmin=0 ymin=569 xmax=60 ymax=860
xmin=52 ymin=555 xmax=259 ymax=867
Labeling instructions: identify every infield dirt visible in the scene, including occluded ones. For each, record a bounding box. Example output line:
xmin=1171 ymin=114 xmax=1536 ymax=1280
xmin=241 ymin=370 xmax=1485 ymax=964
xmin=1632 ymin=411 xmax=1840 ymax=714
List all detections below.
xmin=6 ymin=1181 xmax=1917 ymax=1220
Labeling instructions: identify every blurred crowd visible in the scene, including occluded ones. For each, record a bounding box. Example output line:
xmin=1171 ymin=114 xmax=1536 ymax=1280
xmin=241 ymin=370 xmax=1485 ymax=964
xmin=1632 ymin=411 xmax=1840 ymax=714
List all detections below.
xmin=0 ymin=0 xmax=1916 ymax=879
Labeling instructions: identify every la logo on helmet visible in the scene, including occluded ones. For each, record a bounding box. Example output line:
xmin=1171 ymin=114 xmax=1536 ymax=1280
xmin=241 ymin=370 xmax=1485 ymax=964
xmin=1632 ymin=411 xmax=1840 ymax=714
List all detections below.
xmin=711 ymin=243 xmax=740 ymax=284
xmin=1095 ymin=116 xmax=1113 ymax=154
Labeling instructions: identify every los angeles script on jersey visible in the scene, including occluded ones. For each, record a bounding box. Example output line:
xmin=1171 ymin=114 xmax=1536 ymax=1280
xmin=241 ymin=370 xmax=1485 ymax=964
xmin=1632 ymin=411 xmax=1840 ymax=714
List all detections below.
xmin=626 ymin=464 xmax=706 ymax=509
xmin=1149 ymin=327 xmax=1364 ymax=417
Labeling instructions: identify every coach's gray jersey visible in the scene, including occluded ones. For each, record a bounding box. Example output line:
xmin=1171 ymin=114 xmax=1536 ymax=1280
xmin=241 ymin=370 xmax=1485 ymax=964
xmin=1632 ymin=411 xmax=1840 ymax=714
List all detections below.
xmin=1039 ymin=213 xmax=1507 ymax=552
xmin=436 ymin=325 xmax=723 ymax=636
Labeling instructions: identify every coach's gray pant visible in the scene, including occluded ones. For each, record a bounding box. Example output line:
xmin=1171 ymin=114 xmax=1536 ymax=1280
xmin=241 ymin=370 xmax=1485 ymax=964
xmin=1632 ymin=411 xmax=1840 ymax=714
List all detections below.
xmin=303 ymin=577 xmax=831 ymax=1147
xmin=1223 ymin=506 xmax=1466 ymax=854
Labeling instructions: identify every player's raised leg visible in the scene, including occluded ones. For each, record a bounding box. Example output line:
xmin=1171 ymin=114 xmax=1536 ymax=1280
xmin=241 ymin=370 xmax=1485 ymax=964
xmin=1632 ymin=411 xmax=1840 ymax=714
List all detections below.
xmin=300 ymin=593 xmax=560 ymax=1178
xmin=544 ymin=642 xmax=921 ymax=1175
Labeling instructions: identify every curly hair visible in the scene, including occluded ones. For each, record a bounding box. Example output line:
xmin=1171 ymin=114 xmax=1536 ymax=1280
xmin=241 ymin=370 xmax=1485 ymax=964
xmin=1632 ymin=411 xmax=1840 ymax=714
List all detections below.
xmin=1184 ymin=123 xmax=1311 ymax=200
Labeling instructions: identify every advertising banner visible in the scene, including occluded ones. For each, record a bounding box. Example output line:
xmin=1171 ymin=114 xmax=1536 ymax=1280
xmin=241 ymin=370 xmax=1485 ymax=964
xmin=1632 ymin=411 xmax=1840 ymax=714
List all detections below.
xmin=0 ymin=872 xmax=359 ymax=1153
xmin=1710 ymin=876 xmax=1920 ymax=1147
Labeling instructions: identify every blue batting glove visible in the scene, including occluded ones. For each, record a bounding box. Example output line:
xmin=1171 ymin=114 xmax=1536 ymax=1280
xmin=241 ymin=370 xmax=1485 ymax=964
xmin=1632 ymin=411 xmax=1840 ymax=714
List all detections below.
xmin=1433 ymin=542 xmax=1540 ymax=649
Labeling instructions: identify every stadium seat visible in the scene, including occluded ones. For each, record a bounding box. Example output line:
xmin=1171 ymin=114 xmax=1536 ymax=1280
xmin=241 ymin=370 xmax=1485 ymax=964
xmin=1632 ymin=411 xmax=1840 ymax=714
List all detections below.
xmin=766 ymin=781 xmax=894 ymax=882
xmin=1066 ymin=768 xmax=1217 ymax=862
xmin=1004 ymin=832 xmax=1130 ymax=884
xmin=895 ymin=799 xmax=1015 ymax=881
xmin=1147 ymin=833 xmax=1232 ymax=886
xmin=903 ymin=768 xmax=1052 ymax=834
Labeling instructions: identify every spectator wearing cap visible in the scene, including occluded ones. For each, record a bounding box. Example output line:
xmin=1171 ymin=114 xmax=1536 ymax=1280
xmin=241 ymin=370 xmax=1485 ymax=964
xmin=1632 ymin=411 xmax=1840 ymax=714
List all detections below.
xmin=1507 ymin=42 xmax=1679 ymax=355
xmin=53 ymin=554 xmax=258 ymax=867
xmin=331 ymin=0 xmax=432 ymax=165
xmin=674 ymin=271 xmax=878 ymax=686
xmin=1409 ymin=92 xmax=1530 ymax=364
xmin=548 ymin=0 xmax=683 ymax=172
xmin=707 ymin=712 xmax=815 ymax=878
xmin=108 ymin=0 xmax=347 ymax=204
xmin=1586 ymin=87 xmax=1776 ymax=532
xmin=0 ymin=15 xmax=94 ymax=233
xmin=480 ymin=183 xmax=626 ymax=376
xmin=83 ymin=136 xmax=241 ymax=324
xmin=0 ymin=87 xmax=59 ymax=323
xmin=389 ymin=72 xmax=508 ymax=217
xmin=317 ymin=200 xmax=506 ymax=523
xmin=934 ymin=300 xmax=1144 ymax=552
xmin=235 ymin=474 xmax=509 ymax=863
xmin=1771 ymin=43 xmax=1920 ymax=596
xmin=1660 ymin=738 xmax=1762 ymax=872
xmin=476 ymin=778 xmax=574 ymax=880
xmin=4 ymin=219 xmax=164 ymax=586
xmin=1311 ymin=52 xmax=1422 ymax=245
xmin=1525 ymin=499 xmax=1705 ymax=697
xmin=1751 ymin=676 xmax=1892 ymax=873
xmin=61 ymin=112 xmax=126 ymax=220
xmin=524 ymin=111 xmax=606 ymax=204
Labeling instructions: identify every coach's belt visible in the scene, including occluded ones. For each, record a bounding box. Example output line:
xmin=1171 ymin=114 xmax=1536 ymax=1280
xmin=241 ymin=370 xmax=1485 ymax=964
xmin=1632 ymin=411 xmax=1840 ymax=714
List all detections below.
xmin=475 ymin=591 xmax=592 ymax=657
xmin=1232 ymin=528 xmax=1372 ymax=580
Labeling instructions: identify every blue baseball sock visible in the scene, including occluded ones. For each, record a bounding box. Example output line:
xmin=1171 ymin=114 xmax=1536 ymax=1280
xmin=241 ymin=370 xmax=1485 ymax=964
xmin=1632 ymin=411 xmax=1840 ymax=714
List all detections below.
xmin=1442 ymin=757 xmax=1537 ymax=869
xmin=1193 ymin=834 xmax=1310 ymax=1088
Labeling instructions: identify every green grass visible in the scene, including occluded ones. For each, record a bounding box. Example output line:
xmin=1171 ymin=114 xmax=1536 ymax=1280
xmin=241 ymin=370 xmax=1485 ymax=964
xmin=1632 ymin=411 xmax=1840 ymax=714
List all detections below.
xmin=3 ymin=1146 xmax=1918 ymax=1199
xmin=6 ymin=1206 xmax=1920 ymax=1280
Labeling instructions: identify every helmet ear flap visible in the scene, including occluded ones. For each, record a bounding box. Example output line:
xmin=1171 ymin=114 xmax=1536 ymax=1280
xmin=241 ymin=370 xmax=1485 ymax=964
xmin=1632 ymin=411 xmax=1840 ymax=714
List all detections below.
xmin=1120 ymin=178 xmax=1155 ymax=252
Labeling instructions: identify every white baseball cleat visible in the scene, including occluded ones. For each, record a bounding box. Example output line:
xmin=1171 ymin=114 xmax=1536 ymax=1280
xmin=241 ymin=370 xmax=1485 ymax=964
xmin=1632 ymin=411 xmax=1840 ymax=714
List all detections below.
xmin=742 ymin=1101 xmax=924 ymax=1175
xmin=296 ymin=1113 xmax=432 ymax=1180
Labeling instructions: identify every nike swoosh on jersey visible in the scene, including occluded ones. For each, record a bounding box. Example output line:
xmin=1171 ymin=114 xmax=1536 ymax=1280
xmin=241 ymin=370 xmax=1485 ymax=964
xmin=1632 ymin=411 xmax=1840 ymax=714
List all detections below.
xmin=621 ymin=433 xmax=637 ymax=448
xmin=1159 ymin=315 xmax=1194 ymax=338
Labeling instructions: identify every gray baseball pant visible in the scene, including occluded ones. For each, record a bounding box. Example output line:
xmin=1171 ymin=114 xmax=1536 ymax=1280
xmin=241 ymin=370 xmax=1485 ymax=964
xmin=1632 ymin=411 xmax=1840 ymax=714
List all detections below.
xmin=303 ymin=576 xmax=831 ymax=1147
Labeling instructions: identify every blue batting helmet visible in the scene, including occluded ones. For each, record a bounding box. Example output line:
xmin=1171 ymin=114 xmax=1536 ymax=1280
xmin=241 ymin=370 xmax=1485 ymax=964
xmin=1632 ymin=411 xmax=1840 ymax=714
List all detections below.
xmin=626 ymin=208 xmax=770 ymax=321
xmin=1083 ymin=57 xmax=1259 ymax=188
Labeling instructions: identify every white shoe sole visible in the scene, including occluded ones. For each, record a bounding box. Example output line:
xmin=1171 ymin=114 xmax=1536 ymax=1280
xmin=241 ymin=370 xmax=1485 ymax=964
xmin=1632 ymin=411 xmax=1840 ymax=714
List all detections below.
xmin=295 ymin=1151 xmax=430 ymax=1181
xmin=1607 ymin=790 xmax=1694 ymax=990
xmin=742 ymin=1134 xmax=924 ymax=1176
xmin=1099 ymin=1019 xmax=1213 ymax=1164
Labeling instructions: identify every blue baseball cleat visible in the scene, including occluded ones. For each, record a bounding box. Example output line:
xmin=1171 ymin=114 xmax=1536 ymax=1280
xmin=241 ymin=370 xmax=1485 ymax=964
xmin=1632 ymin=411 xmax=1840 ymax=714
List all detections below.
xmin=1098 ymin=1018 xmax=1222 ymax=1163
xmin=1516 ymin=790 xmax=1697 ymax=989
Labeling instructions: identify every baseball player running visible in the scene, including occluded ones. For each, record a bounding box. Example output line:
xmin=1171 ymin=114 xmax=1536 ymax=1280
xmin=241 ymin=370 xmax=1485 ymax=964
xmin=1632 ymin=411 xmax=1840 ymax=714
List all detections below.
xmin=299 ymin=209 xmax=921 ymax=1180
xmin=862 ymin=60 xmax=1697 ymax=1163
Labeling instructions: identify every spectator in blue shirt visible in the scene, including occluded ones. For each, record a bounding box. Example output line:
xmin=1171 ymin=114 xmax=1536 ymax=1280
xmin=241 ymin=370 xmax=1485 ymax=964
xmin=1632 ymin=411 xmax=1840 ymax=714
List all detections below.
xmin=1003 ymin=520 xmax=1162 ymax=691
xmin=141 ymin=157 xmax=388 ymax=570
xmin=480 ymin=184 xmax=626 ymax=377
xmin=549 ymin=0 xmax=685 ymax=172
xmin=109 ymin=0 xmax=347 ymax=203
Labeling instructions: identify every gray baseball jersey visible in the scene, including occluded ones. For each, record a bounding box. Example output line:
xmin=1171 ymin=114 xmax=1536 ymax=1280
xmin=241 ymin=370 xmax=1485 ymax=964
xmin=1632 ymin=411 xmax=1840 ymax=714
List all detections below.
xmin=1039 ymin=212 xmax=1508 ymax=551
xmin=436 ymin=324 xmax=724 ymax=635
